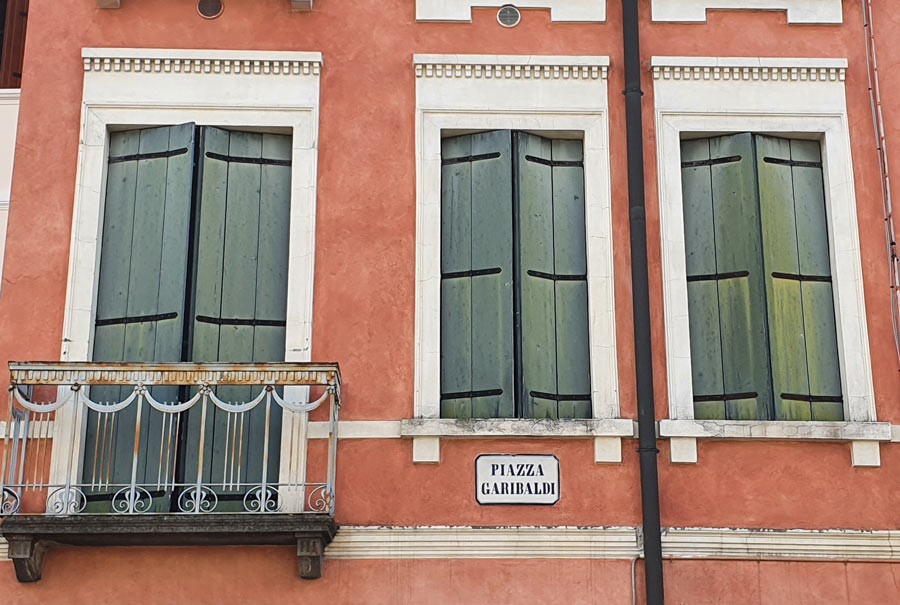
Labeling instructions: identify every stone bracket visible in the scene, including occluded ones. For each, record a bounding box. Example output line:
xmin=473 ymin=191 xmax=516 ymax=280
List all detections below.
xmin=7 ymin=536 xmax=48 ymax=582
xmin=0 ymin=514 xmax=337 ymax=583
xmin=297 ymin=536 xmax=325 ymax=579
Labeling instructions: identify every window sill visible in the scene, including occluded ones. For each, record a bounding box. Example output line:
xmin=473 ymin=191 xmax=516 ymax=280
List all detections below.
xmin=0 ymin=514 xmax=337 ymax=582
xmin=659 ymin=419 xmax=892 ymax=466
xmin=400 ymin=418 xmax=636 ymax=464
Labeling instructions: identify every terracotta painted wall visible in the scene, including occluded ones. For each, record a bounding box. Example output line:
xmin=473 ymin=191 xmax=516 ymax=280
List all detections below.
xmin=2 ymin=0 xmax=900 ymax=601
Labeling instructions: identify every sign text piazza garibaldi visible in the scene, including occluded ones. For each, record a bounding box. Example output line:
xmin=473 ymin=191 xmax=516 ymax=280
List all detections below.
xmin=475 ymin=454 xmax=560 ymax=505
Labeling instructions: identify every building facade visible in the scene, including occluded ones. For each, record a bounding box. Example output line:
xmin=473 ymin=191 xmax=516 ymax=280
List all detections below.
xmin=1 ymin=1 xmax=900 ymax=602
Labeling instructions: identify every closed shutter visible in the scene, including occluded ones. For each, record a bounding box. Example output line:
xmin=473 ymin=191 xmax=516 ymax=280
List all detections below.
xmin=440 ymin=131 xmax=515 ymax=419
xmin=184 ymin=127 xmax=292 ymax=490
xmin=516 ymin=133 xmax=591 ymax=419
xmin=85 ymin=123 xmax=196 ymax=502
xmin=755 ymin=135 xmax=843 ymax=421
xmin=0 ymin=0 xmax=28 ymax=88
xmin=680 ymin=133 xmax=772 ymax=420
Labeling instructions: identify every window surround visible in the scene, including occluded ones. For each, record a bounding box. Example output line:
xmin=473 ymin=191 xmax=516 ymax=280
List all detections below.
xmin=652 ymin=56 xmax=891 ymax=466
xmin=406 ymin=54 xmax=632 ymax=463
xmin=416 ymin=0 xmax=605 ymax=22
xmin=649 ymin=0 xmax=842 ymax=23
xmin=50 ymin=47 xmax=323 ymax=486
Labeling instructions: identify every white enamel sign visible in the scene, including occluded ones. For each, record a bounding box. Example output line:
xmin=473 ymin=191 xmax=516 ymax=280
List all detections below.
xmin=475 ymin=454 xmax=560 ymax=505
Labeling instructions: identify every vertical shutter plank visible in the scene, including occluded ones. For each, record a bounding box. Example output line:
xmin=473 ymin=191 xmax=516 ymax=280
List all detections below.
xmin=710 ymin=133 xmax=771 ymax=420
xmin=87 ymin=125 xmax=195 ymax=507
xmin=757 ymin=135 xmax=813 ymax=420
xmin=516 ymin=132 xmax=558 ymax=418
xmin=790 ymin=140 xmax=843 ymax=420
xmin=470 ymin=131 xmax=514 ymax=418
xmin=681 ymin=139 xmax=725 ymax=419
xmin=551 ymin=139 xmax=590 ymax=419
xmin=440 ymin=135 xmax=474 ymax=419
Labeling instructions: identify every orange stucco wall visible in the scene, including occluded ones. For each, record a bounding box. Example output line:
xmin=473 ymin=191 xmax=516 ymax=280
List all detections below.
xmin=2 ymin=0 xmax=900 ymax=601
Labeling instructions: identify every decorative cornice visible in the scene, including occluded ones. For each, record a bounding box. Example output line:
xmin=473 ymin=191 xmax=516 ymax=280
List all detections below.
xmin=5 ymin=527 xmax=900 ymax=562
xmin=651 ymin=57 xmax=846 ymax=82
xmin=663 ymin=527 xmax=900 ymax=561
xmin=326 ymin=526 xmax=641 ymax=559
xmin=81 ymin=49 xmax=322 ymax=76
xmin=326 ymin=526 xmax=900 ymax=561
xmin=414 ymin=55 xmax=609 ymax=81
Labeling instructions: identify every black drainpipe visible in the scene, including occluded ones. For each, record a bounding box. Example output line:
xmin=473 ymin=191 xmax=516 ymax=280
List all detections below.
xmin=621 ymin=1 xmax=665 ymax=603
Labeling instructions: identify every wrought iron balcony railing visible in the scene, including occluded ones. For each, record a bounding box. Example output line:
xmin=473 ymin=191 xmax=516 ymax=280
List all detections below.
xmin=0 ymin=362 xmax=341 ymax=517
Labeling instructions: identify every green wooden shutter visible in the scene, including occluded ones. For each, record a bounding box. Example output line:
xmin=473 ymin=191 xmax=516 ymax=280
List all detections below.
xmin=440 ymin=131 xmax=515 ymax=419
xmin=184 ymin=127 xmax=291 ymax=491
xmin=755 ymin=135 xmax=843 ymax=420
xmin=85 ymin=123 xmax=196 ymax=501
xmin=680 ymin=134 xmax=772 ymax=420
xmin=516 ymin=133 xmax=591 ymax=419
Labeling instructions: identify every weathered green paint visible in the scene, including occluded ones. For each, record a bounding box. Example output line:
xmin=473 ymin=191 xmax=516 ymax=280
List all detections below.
xmin=682 ymin=133 xmax=843 ymax=421
xmin=86 ymin=124 xmax=195 ymax=510
xmin=549 ymin=138 xmax=591 ymax=419
xmin=87 ymin=125 xmax=292 ymax=511
xmin=440 ymin=131 xmax=514 ymax=419
xmin=440 ymin=131 xmax=590 ymax=419
xmin=517 ymin=132 xmax=558 ymax=418
xmin=681 ymin=134 xmax=771 ymax=420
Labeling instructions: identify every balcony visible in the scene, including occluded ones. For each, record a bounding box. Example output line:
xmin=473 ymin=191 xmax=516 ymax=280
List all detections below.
xmin=0 ymin=362 xmax=341 ymax=582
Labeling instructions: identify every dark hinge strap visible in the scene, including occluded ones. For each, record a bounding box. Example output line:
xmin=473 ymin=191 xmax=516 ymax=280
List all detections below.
xmin=441 ymin=152 xmax=501 ymax=166
xmin=442 ymin=267 xmax=502 ymax=280
xmin=781 ymin=393 xmax=843 ymax=403
xmin=687 ymin=270 xmax=749 ymax=282
xmin=693 ymin=391 xmax=758 ymax=402
xmin=771 ymin=272 xmax=832 ymax=283
xmin=527 ymin=270 xmax=587 ymax=282
xmin=530 ymin=391 xmax=591 ymax=402
xmin=109 ymin=148 xmax=189 ymax=164
xmin=524 ymin=155 xmax=584 ymax=168
xmin=440 ymin=389 xmax=503 ymax=400
xmin=763 ymin=157 xmax=823 ymax=169
xmin=681 ymin=155 xmax=741 ymax=168
xmin=195 ymin=316 xmax=286 ymax=327
xmin=205 ymin=152 xmax=292 ymax=167
xmin=95 ymin=312 xmax=178 ymax=327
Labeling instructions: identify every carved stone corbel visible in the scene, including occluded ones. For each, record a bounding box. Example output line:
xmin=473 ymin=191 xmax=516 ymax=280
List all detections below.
xmin=7 ymin=536 xmax=49 ymax=583
xmin=296 ymin=536 xmax=325 ymax=579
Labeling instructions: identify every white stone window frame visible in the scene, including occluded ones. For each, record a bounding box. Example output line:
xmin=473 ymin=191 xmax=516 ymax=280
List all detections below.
xmin=416 ymin=0 xmax=605 ymax=22
xmin=652 ymin=57 xmax=891 ymax=467
xmin=49 ymin=48 xmax=323 ymax=486
xmin=405 ymin=54 xmax=633 ymax=464
xmin=649 ymin=0 xmax=842 ymax=23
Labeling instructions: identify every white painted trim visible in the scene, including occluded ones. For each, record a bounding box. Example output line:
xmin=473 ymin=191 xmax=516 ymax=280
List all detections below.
xmin=401 ymin=418 xmax=635 ymax=437
xmin=50 ymin=48 xmax=322 ymax=487
xmin=661 ymin=527 xmax=900 ymax=561
xmin=413 ymin=54 xmax=617 ymax=427
xmin=18 ymin=420 xmax=900 ymax=442
xmin=326 ymin=525 xmax=900 ymax=561
xmin=0 ymin=89 xmax=21 ymax=101
xmin=660 ymin=420 xmax=892 ymax=441
xmin=650 ymin=0 xmax=842 ymax=23
xmin=81 ymin=48 xmax=323 ymax=73
xmin=652 ymin=57 xmax=876 ymax=435
xmin=3 ymin=526 xmax=900 ymax=562
xmin=416 ymin=0 xmax=605 ymax=22
xmin=326 ymin=526 xmax=641 ymax=559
